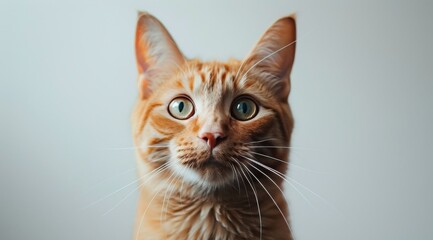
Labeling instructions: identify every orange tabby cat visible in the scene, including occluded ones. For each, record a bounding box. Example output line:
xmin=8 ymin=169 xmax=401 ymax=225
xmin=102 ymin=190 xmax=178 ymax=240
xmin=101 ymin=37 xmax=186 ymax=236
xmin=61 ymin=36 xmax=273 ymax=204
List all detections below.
xmin=132 ymin=12 xmax=296 ymax=240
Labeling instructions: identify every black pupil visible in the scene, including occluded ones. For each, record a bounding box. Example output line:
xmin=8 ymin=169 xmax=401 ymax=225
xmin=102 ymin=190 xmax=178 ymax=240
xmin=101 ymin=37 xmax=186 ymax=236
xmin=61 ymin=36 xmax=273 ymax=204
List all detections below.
xmin=237 ymin=101 xmax=249 ymax=114
xmin=241 ymin=102 xmax=248 ymax=114
xmin=178 ymin=101 xmax=184 ymax=112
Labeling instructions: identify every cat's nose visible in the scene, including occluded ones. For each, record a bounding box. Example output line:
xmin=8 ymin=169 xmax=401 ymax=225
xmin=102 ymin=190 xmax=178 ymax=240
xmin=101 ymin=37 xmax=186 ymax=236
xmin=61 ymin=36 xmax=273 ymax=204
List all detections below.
xmin=199 ymin=132 xmax=226 ymax=150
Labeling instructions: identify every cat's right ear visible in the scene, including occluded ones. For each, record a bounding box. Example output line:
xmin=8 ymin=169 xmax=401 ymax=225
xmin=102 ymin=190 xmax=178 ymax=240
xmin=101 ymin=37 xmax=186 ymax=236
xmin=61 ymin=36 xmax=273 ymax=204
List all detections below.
xmin=135 ymin=12 xmax=185 ymax=99
xmin=240 ymin=15 xmax=296 ymax=102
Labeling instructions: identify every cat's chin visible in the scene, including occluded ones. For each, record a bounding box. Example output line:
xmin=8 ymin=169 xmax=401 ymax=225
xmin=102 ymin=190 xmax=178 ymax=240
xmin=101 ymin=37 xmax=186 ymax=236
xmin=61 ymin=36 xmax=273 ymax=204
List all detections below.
xmin=193 ymin=160 xmax=235 ymax=187
xmin=172 ymin=157 xmax=235 ymax=188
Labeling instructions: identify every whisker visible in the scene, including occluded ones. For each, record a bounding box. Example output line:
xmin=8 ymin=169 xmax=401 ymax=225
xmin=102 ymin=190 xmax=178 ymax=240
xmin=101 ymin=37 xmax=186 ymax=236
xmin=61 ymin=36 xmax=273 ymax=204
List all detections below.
xmin=246 ymin=161 xmax=289 ymax=204
xmin=160 ymin=173 xmax=174 ymax=222
xmin=234 ymin=58 xmax=247 ymax=82
xmin=251 ymin=151 xmax=327 ymax=174
xmin=244 ymin=156 xmax=313 ymax=206
xmin=245 ymin=138 xmax=278 ymax=145
xmin=101 ymin=162 xmax=172 ymax=216
xmin=250 ymin=145 xmax=316 ymax=150
xmin=232 ymin=157 xmax=251 ymax=206
xmin=104 ymin=145 xmax=169 ymax=150
xmin=285 ymin=174 xmax=333 ymax=209
xmin=230 ymin=163 xmax=241 ymax=194
xmin=235 ymin=161 xmax=262 ymax=240
xmin=83 ymin=167 xmax=136 ymax=195
xmin=164 ymin=168 xmax=186 ymax=221
xmin=84 ymin=161 xmax=170 ymax=209
xmin=235 ymin=28 xmax=316 ymax=90
xmin=161 ymin=171 xmax=179 ymax=222
xmin=246 ymin=154 xmax=333 ymax=209
xmin=148 ymin=154 xmax=170 ymax=163
xmin=239 ymin=39 xmax=298 ymax=82
xmin=241 ymin=162 xmax=293 ymax=236
xmin=135 ymin=176 xmax=170 ymax=240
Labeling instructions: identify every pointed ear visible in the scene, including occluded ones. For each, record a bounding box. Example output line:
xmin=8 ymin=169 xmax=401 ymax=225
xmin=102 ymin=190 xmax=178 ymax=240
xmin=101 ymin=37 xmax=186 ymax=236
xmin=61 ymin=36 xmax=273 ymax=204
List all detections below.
xmin=241 ymin=15 xmax=296 ymax=101
xmin=135 ymin=12 xmax=185 ymax=99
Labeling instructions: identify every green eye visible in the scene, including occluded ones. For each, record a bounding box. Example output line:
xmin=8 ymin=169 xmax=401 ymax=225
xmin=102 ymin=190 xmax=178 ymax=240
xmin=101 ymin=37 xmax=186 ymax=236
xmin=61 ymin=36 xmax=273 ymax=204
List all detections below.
xmin=231 ymin=97 xmax=258 ymax=121
xmin=168 ymin=97 xmax=194 ymax=120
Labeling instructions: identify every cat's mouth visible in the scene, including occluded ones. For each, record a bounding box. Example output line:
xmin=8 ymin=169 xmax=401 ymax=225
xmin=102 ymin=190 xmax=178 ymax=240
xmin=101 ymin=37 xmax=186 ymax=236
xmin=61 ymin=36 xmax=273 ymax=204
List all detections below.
xmin=174 ymin=146 xmax=237 ymax=185
xmin=187 ymin=155 xmax=233 ymax=183
xmin=195 ymin=155 xmax=226 ymax=169
xmin=199 ymin=155 xmax=223 ymax=168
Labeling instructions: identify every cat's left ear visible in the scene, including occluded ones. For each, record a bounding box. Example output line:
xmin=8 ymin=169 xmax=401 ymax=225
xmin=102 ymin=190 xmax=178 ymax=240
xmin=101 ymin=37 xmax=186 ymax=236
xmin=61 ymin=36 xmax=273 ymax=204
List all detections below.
xmin=241 ymin=15 xmax=296 ymax=101
xmin=135 ymin=12 xmax=185 ymax=99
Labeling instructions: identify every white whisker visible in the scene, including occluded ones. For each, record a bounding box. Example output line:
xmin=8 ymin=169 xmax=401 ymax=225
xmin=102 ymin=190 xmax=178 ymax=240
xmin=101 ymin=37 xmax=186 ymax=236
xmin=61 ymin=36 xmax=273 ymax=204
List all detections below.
xmin=164 ymin=167 xmax=187 ymax=221
xmin=236 ymin=161 xmax=262 ymax=240
xmin=135 ymin=177 xmax=170 ymax=240
xmin=286 ymin=174 xmax=333 ymax=209
xmin=149 ymin=154 xmax=170 ymax=163
xmin=101 ymin=162 xmax=171 ymax=216
xmin=104 ymin=145 xmax=169 ymax=150
xmin=232 ymin=157 xmax=251 ymax=206
xmin=235 ymin=60 xmax=246 ymax=82
xmin=85 ymin=161 xmax=170 ymax=209
xmin=239 ymin=39 xmax=298 ymax=82
xmin=250 ymin=145 xmax=316 ymax=150
xmin=161 ymin=171 xmax=179 ymax=222
xmin=244 ymin=156 xmax=313 ymax=206
xmin=83 ymin=167 xmax=136 ymax=195
xmin=251 ymin=151 xmax=327 ymax=174
xmin=230 ymin=163 xmax=241 ymax=194
xmin=245 ymin=138 xmax=278 ymax=145
xmin=241 ymin=162 xmax=293 ymax=236
xmin=246 ymin=161 xmax=288 ymax=202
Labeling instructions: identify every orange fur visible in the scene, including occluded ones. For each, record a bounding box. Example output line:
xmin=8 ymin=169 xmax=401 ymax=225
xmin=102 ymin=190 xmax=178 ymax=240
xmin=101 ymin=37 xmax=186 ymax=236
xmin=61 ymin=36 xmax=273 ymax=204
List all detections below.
xmin=132 ymin=12 xmax=296 ymax=240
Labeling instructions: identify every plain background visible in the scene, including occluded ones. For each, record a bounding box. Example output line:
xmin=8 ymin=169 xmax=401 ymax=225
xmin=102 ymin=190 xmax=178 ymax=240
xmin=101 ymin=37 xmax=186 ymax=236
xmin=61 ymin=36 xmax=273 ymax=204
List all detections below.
xmin=1 ymin=0 xmax=432 ymax=239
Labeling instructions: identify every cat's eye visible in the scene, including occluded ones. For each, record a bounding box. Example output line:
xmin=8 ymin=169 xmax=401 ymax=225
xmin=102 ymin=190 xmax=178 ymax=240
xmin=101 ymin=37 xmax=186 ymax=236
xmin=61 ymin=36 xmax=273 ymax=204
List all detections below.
xmin=231 ymin=97 xmax=258 ymax=121
xmin=168 ymin=96 xmax=195 ymax=120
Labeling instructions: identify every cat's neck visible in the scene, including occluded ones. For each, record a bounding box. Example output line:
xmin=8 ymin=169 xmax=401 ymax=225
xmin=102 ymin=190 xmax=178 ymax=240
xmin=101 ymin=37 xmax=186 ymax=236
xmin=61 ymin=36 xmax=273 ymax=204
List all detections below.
xmin=134 ymin=174 xmax=292 ymax=240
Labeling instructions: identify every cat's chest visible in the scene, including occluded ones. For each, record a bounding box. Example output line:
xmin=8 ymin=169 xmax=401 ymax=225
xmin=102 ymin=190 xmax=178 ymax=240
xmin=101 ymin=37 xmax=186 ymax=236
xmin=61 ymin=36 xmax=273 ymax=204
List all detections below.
xmin=161 ymin=200 xmax=258 ymax=240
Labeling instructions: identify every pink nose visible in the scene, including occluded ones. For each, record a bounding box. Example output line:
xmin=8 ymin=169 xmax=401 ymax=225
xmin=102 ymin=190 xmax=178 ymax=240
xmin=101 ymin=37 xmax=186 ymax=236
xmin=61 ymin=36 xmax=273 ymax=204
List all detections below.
xmin=199 ymin=132 xmax=226 ymax=150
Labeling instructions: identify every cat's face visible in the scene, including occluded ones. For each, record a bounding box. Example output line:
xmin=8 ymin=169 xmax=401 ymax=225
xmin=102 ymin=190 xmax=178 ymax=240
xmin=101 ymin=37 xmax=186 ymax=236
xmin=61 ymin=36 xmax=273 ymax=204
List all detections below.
xmin=133 ymin=13 xmax=296 ymax=190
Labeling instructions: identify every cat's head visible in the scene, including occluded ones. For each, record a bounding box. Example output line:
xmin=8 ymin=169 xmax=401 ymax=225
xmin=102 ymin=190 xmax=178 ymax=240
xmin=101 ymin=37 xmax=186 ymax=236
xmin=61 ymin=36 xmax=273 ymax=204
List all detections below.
xmin=132 ymin=13 xmax=296 ymax=191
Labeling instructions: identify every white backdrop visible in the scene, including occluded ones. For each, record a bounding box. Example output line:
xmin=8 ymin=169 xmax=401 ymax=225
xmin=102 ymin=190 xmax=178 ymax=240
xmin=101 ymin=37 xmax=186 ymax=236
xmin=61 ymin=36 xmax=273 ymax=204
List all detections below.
xmin=1 ymin=0 xmax=432 ymax=239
